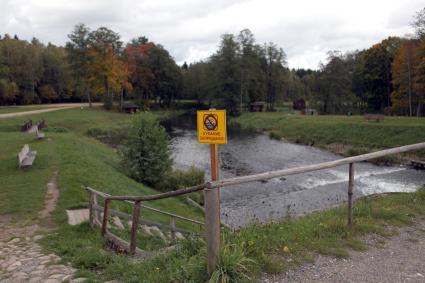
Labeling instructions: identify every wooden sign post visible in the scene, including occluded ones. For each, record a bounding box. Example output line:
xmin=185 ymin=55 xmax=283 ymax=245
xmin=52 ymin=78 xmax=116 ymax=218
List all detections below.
xmin=197 ymin=109 xmax=227 ymax=275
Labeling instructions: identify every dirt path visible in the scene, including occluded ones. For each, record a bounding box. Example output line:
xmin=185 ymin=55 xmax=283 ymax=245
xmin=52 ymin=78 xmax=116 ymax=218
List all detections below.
xmin=262 ymin=219 xmax=425 ymax=283
xmin=0 ymin=173 xmax=86 ymax=283
xmin=0 ymin=103 xmax=101 ymax=119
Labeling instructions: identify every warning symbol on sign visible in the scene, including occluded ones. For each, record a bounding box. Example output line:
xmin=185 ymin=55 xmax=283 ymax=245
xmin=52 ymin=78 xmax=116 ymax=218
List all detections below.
xmin=197 ymin=110 xmax=227 ymax=144
xmin=203 ymin=114 xmax=218 ymax=131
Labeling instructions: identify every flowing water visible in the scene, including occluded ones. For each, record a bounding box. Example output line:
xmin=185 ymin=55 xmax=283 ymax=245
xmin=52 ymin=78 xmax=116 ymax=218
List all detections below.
xmin=165 ymin=115 xmax=425 ymax=228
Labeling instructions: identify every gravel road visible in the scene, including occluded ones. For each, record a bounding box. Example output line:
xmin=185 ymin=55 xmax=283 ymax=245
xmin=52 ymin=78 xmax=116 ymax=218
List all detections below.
xmin=261 ymin=218 xmax=425 ymax=283
xmin=0 ymin=103 xmax=101 ymax=119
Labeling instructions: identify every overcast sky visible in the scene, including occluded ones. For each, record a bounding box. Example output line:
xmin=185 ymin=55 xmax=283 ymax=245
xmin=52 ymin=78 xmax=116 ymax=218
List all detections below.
xmin=1 ymin=0 xmax=424 ymax=69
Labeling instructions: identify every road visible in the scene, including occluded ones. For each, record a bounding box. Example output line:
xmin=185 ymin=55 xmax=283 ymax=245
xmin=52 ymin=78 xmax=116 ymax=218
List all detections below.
xmin=262 ymin=218 xmax=425 ymax=283
xmin=0 ymin=103 xmax=102 ymax=119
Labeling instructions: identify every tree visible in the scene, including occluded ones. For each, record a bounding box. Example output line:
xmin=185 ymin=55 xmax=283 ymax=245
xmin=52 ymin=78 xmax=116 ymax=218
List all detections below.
xmin=0 ymin=79 xmax=18 ymax=105
xmin=66 ymin=24 xmax=92 ymax=106
xmin=263 ymin=42 xmax=287 ymax=110
xmin=118 ymin=112 xmax=172 ymax=187
xmin=313 ymin=51 xmax=355 ymax=114
xmin=86 ymin=27 xmax=125 ymax=109
xmin=361 ymin=37 xmax=402 ymax=111
xmin=412 ymin=7 xmax=425 ymax=39
xmin=211 ymin=34 xmax=241 ymax=116
xmin=40 ymin=44 xmax=72 ymax=102
xmin=147 ymin=45 xmax=183 ymax=106
xmin=391 ymin=40 xmax=417 ymax=116
xmin=238 ymin=29 xmax=266 ymax=108
xmin=413 ymin=38 xmax=425 ymax=116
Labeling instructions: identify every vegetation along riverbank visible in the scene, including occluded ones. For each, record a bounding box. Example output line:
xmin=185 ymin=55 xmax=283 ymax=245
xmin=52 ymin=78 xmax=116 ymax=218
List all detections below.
xmin=230 ymin=111 xmax=425 ymax=165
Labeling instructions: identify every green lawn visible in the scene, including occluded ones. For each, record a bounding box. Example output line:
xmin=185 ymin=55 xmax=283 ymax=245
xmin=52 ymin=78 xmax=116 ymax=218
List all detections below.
xmin=230 ymin=112 xmax=425 ymax=162
xmin=2 ymin=107 xmax=425 ymax=282
xmin=0 ymin=107 xmax=203 ymax=226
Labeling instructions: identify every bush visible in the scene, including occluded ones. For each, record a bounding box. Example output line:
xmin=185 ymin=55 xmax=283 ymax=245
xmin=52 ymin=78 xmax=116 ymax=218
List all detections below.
xmin=157 ymin=167 xmax=205 ymax=192
xmin=209 ymin=243 xmax=255 ymax=283
xmin=118 ymin=112 xmax=172 ymax=187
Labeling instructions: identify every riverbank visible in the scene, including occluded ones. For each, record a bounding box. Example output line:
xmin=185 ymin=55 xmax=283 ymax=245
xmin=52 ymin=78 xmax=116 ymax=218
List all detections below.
xmin=230 ymin=112 xmax=425 ymax=165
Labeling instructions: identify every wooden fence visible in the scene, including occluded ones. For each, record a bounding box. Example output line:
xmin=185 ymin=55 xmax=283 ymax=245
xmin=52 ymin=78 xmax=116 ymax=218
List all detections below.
xmin=85 ymin=187 xmax=205 ymax=256
xmin=86 ymin=142 xmax=425 ymax=273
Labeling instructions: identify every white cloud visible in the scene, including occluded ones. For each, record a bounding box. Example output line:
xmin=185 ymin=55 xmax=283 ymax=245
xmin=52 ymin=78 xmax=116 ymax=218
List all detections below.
xmin=0 ymin=0 xmax=423 ymax=69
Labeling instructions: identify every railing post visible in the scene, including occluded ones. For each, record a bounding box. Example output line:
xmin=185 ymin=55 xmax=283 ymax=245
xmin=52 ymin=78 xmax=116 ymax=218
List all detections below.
xmin=348 ymin=163 xmax=354 ymax=227
xmin=89 ymin=192 xmax=95 ymax=227
xmin=205 ymin=143 xmax=221 ymax=275
xmin=93 ymin=193 xmax=100 ymax=224
xmin=130 ymin=200 xmax=141 ymax=256
xmin=205 ymin=186 xmax=221 ymax=275
xmin=170 ymin=216 xmax=176 ymax=242
xmin=102 ymin=199 xmax=110 ymax=236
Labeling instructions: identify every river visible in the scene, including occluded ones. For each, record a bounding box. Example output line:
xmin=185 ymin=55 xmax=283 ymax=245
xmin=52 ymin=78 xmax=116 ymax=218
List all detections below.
xmin=165 ymin=115 xmax=425 ymax=228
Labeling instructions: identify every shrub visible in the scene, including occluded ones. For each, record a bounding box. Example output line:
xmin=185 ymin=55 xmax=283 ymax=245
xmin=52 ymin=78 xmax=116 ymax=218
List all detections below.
xmin=118 ymin=112 xmax=172 ymax=187
xmin=157 ymin=167 xmax=205 ymax=192
xmin=209 ymin=243 xmax=255 ymax=283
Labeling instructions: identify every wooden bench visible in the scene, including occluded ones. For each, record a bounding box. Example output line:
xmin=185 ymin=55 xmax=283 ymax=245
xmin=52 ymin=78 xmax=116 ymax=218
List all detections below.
xmin=364 ymin=114 xmax=384 ymax=122
xmin=36 ymin=128 xmax=45 ymax=140
xmin=37 ymin=119 xmax=46 ymax=130
xmin=18 ymin=144 xmax=37 ymax=168
xmin=21 ymin=120 xmax=32 ymax=132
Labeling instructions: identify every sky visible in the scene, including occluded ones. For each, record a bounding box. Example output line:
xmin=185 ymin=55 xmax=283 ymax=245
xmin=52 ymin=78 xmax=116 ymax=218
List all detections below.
xmin=1 ymin=0 xmax=424 ymax=69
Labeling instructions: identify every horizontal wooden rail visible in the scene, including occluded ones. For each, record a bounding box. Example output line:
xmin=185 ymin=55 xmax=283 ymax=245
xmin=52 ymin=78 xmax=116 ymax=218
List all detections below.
xmin=86 ymin=142 xmax=425 ymax=201
xmin=92 ymin=204 xmax=199 ymax=235
xmin=85 ymin=186 xmax=205 ymax=226
xmin=207 ymin=142 xmax=425 ymax=189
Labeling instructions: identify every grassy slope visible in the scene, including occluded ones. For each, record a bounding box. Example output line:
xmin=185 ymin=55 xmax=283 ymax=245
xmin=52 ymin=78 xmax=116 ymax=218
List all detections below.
xmin=230 ymin=112 xmax=425 ymax=161
xmin=0 ymin=108 xmax=203 ymax=225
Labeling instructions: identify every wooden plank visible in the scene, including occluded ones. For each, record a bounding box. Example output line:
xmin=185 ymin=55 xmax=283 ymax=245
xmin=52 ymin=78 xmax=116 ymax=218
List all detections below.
xmin=205 ymin=143 xmax=221 ymax=275
xmin=89 ymin=192 xmax=95 ymax=227
xmin=130 ymin=201 xmax=141 ymax=256
xmin=92 ymin=204 xmax=196 ymax=235
xmin=102 ymin=199 xmax=110 ymax=237
xmin=85 ymin=187 xmax=205 ymax=225
xmin=348 ymin=163 xmax=354 ymax=227
xmin=170 ymin=216 xmax=176 ymax=242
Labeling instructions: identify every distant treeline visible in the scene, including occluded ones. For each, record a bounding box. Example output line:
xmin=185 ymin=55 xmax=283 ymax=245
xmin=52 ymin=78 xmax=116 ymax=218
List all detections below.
xmin=0 ymin=8 xmax=424 ymax=116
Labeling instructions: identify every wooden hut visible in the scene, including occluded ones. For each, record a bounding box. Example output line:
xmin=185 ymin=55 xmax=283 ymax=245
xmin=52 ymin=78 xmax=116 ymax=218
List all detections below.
xmin=122 ymin=103 xmax=140 ymax=113
xmin=249 ymin=101 xmax=266 ymax=112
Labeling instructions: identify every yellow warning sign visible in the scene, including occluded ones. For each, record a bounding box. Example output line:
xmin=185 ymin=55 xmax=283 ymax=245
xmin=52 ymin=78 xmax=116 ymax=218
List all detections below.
xmin=197 ymin=110 xmax=227 ymax=144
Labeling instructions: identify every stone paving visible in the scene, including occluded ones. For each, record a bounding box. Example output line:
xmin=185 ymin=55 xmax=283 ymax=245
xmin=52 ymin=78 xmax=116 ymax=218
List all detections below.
xmin=0 ymin=235 xmax=84 ymax=282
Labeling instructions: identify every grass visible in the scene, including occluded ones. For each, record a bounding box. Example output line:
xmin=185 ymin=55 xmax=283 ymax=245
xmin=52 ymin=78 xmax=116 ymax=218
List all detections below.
xmin=2 ymin=106 xmax=425 ymax=282
xmin=39 ymin=188 xmax=425 ymax=282
xmin=0 ymin=107 xmax=203 ymax=227
xmin=230 ymin=112 xmax=425 ymax=163
xmin=0 ymin=104 xmax=54 ymax=114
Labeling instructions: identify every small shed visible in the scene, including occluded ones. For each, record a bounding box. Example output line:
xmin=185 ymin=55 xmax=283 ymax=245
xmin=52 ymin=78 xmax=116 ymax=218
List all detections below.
xmin=249 ymin=101 xmax=266 ymax=112
xmin=122 ymin=103 xmax=140 ymax=113
xmin=293 ymin=98 xmax=306 ymax=110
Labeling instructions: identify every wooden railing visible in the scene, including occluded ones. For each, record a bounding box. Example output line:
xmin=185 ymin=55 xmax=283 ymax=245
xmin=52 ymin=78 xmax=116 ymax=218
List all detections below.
xmin=85 ymin=187 xmax=205 ymax=256
xmin=86 ymin=142 xmax=425 ymax=272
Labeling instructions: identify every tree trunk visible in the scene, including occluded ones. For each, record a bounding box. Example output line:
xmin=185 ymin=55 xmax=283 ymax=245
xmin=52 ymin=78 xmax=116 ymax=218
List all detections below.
xmin=417 ymin=100 xmax=423 ymax=117
xmin=120 ymin=88 xmax=124 ymax=112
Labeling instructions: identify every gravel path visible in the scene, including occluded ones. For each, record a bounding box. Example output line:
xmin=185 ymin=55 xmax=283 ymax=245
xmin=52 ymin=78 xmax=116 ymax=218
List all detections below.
xmin=0 ymin=174 xmax=87 ymax=283
xmin=0 ymin=103 xmax=101 ymax=119
xmin=261 ymin=219 xmax=425 ymax=283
